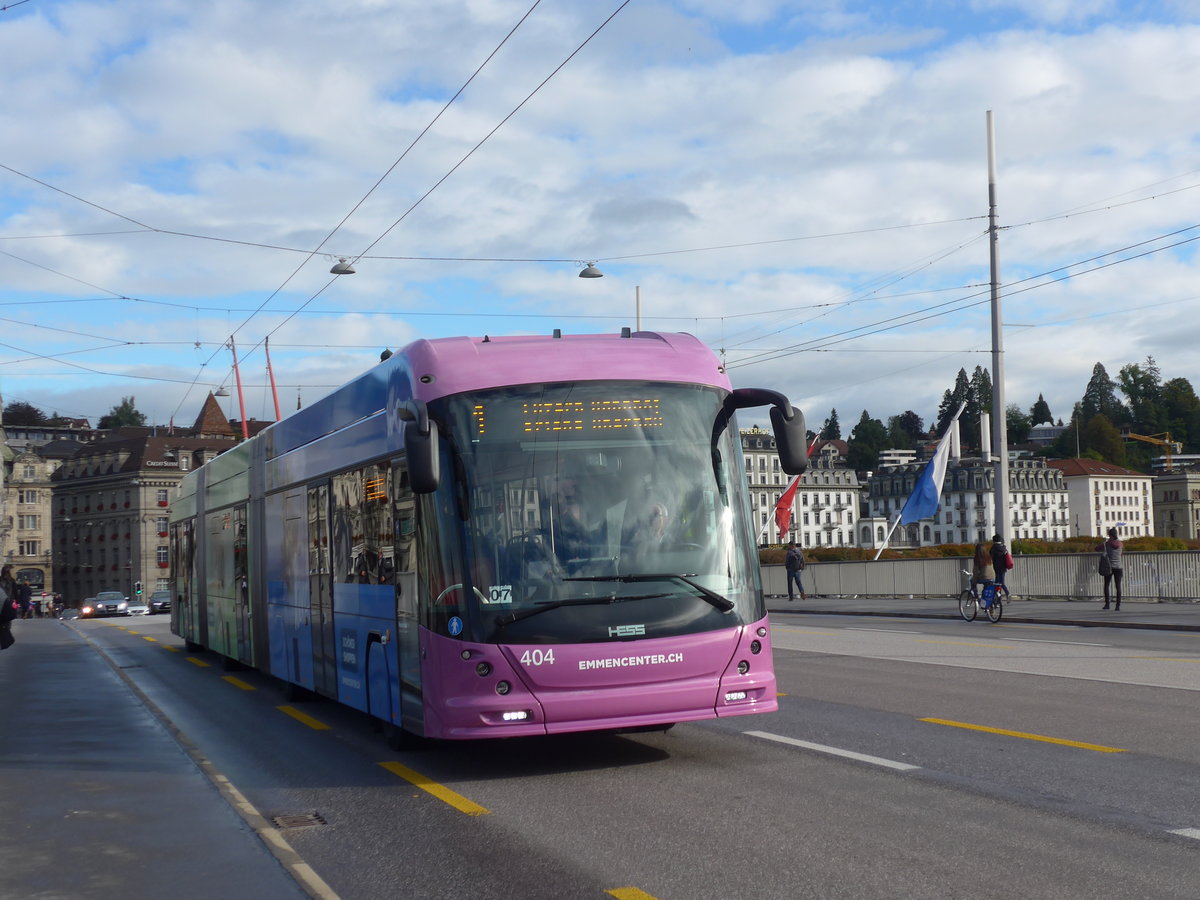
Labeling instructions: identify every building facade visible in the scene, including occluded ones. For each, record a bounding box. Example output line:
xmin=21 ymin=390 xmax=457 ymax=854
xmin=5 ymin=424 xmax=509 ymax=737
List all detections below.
xmin=741 ymin=429 xmax=861 ymax=548
xmin=1047 ymin=458 xmax=1154 ymax=538
xmin=1 ymin=446 xmax=62 ymax=593
xmin=50 ymin=395 xmax=243 ymax=603
xmin=1149 ymin=469 xmax=1200 ymax=540
xmin=863 ymin=457 xmax=1070 ymax=548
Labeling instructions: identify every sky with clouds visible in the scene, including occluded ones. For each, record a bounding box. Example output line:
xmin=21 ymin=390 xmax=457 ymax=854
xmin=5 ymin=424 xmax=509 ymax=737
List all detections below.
xmin=1 ymin=0 xmax=1198 ymax=438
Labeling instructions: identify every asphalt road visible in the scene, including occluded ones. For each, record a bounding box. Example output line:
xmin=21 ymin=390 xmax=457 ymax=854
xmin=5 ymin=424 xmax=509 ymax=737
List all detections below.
xmin=19 ymin=614 xmax=1200 ymax=899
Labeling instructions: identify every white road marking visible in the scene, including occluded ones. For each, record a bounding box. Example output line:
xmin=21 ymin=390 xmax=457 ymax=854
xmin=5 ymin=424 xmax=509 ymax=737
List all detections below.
xmin=1167 ymin=827 xmax=1200 ymax=841
xmin=1000 ymin=638 xmax=1111 ymax=647
xmin=745 ymin=730 xmax=921 ymax=772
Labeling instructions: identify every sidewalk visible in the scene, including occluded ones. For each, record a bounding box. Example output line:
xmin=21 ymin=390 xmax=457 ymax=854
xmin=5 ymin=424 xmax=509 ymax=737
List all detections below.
xmin=0 ymin=618 xmax=309 ymax=900
xmin=766 ymin=592 xmax=1200 ymax=632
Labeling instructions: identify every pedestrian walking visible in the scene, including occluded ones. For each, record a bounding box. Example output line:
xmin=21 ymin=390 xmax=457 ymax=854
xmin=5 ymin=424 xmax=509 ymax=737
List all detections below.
xmin=1098 ymin=527 xmax=1124 ymax=610
xmin=990 ymin=533 xmax=1013 ymax=595
xmin=785 ymin=540 xmax=807 ymax=602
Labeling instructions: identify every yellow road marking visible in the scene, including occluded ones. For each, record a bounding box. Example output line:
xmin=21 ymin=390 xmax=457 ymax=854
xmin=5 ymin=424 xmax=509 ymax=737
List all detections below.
xmin=920 ymin=717 xmax=1127 ymax=753
xmin=125 ymin=630 xmax=139 ymax=634
xmin=378 ymin=761 xmax=490 ymax=816
xmin=222 ymin=676 xmax=256 ymax=691
xmin=162 ymin=645 xmax=180 ymax=652
xmin=277 ymin=705 xmax=331 ymax=731
xmin=607 ymin=889 xmax=660 ymax=900
xmin=142 ymin=636 xmax=157 ymax=642
xmin=186 ymin=656 xmax=211 ymax=667
xmin=917 ymin=639 xmax=1014 ymax=649
xmin=1131 ymin=656 xmax=1200 ymax=663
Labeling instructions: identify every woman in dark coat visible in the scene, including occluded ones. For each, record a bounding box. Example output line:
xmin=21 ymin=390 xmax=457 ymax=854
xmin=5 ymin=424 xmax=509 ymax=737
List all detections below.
xmin=1099 ymin=528 xmax=1124 ymax=610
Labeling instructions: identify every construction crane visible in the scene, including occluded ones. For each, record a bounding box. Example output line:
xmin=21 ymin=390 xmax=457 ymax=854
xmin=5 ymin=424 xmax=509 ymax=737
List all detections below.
xmin=1121 ymin=430 xmax=1182 ymax=471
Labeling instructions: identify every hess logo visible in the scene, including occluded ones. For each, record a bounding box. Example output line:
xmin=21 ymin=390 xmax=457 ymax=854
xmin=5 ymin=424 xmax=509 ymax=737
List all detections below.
xmin=608 ymin=624 xmax=646 ymax=637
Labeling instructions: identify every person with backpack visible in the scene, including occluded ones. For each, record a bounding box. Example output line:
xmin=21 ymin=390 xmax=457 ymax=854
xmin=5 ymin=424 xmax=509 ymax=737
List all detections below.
xmin=784 ymin=540 xmax=808 ymax=603
xmin=990 ymin=534 xmax=1014 ymax=598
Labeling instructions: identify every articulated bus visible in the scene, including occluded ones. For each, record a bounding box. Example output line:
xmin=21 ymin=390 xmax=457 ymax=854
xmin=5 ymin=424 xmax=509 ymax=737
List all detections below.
xmin=170 ymin=330 xmax=806 ymax=745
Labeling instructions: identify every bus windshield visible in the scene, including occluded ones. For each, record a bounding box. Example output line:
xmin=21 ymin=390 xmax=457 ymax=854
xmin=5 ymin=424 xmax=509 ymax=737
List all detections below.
xmin=434 ymin=381 xmax=763 ymax=644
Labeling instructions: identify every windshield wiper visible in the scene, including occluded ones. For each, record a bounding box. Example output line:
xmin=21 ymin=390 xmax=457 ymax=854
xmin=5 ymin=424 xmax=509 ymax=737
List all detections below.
xmin=494 ymin=593 xmax=671 ymax=628
xmin=563 ymin=574 xmax=735 ymax=613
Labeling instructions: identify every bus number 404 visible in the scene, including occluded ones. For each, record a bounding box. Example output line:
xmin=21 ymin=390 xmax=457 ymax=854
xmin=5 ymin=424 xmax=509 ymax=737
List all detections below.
xmin=520 ymin=649 xmax=555 ymax=666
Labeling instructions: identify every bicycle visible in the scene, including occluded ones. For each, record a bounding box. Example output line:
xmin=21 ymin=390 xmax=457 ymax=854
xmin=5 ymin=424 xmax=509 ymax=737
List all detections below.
xmin=959 ymin=570 xmax=1003 ymax=623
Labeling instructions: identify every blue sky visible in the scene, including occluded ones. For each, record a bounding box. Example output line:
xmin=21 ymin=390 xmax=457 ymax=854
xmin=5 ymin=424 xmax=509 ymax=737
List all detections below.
xmin=1 ymin=0 xmax=1199 ymax=437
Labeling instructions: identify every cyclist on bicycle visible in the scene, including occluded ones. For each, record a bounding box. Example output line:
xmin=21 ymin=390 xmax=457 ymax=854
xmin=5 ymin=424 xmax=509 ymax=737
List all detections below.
xmin=971 ymin=543 xmax=995 ymax=597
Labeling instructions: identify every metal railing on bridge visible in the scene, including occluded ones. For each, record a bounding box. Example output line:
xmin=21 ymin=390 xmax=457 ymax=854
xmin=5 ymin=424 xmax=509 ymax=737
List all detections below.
xmin=762 ymin=552 xmax=1200 ymax=602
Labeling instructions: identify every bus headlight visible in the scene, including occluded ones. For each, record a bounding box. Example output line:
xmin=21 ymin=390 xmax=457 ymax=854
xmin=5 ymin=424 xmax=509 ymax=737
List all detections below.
xmin=737 ymin=660 xmax=750 ymax=675
xmin=495 ymin=680 xmax=511 ymax=695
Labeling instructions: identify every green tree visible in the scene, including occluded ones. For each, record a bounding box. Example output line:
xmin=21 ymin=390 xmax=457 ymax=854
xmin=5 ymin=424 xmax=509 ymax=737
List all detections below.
xmin=1118 ymin=356 xmax=1165 ymax=433
xmin=1162 ymin=377 xmax=1200 ymax=452
xmin=1006 ymin=403 xmax=1032 ymax=445
xmin=820 ymin=409 xmax=841 ymax=440
xmin=847 ymin=410 xmax=888 ymax=470
xmin=959 ymin=365 xmax=992 ymax=452
xmin=1029 ymin=394 xmax=1053 ymax=426
xmin=98 ymin=396 xmax=147 ymax=429
xmin=936 ymin=369 xmax=970 ymax=435
xmin=886 ymin=416 xmax=912 ymax=450
xmin=1080 ymin=414 xmax=1126 ymax=465
xmin=2 ymin=400 xmax=48 ymax=425
xmin=1080 ymin=362 xmax=1125 ymax=425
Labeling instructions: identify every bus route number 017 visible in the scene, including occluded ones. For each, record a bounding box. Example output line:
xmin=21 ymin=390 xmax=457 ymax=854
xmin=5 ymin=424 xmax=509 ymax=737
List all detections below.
xmin=520 ymin=648 xmax=556 ymax=667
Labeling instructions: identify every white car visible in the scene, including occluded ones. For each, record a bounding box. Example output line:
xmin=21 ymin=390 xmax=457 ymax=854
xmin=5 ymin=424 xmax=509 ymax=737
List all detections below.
xmin=126 ymin=596 xmax=150 ymax=616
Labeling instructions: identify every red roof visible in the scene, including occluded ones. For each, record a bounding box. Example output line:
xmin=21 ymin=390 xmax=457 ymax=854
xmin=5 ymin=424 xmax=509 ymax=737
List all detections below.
xmin=1046 ymin=458 xmax=1149 ymax=478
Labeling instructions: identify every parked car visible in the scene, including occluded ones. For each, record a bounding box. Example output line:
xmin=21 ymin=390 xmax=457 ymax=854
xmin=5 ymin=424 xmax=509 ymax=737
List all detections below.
xmin=89 ymin=591 xmax=129 ymax=617
xmin=126 ymin=596 xmax=150 ymax=616
xmin=148 ymin=590 xmax=172 ymax=614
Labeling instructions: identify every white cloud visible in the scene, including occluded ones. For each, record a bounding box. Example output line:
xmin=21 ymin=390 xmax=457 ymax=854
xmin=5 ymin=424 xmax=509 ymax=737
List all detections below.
xmin=1 ymin=1 xmax=1198 ymax=434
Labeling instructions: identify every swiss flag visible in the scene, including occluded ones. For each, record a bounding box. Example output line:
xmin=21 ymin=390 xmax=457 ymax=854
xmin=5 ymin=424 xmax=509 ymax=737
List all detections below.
xmin=773 ymin=475 xmax=802 ymax=541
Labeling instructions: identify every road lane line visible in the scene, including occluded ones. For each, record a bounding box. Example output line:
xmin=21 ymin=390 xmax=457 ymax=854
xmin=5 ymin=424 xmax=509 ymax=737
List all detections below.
xmin=277 ymin=705 xmax=331 ymax=731
xmin=378 ymin=762 xmax=490 ymax=816
xmin=161 ymin=645 xmax=180 ymax=652
xmin=917 ymin=639 xmax=1015 ymax=649
xmin=142 ymin=635 xmax=158 ymax=642
xmin=222 ymin=676 xmax=256 ymax=691
xmin=1001 ymin=638 xmax=1110 ymax=647
xmin=745 ymin=731 xmax=921 ymax=771
xmin=186 ymin=656 xmax=211 ymax=667
xmin=846 ymin=628 xmax=926 ymax=634
xmin=607 ymin=888 xmax=660 ymax=900
xmin=1168 ymin=827 xmax=1200 ymax=841
xmin=919 ymin=718 xmax=1127 ymax=753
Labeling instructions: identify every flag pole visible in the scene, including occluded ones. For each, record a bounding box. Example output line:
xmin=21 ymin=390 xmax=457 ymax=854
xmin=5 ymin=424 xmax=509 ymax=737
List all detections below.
xmin=873 ymin=402 xmax=966 ymax=561
xmin=872 ymin=514 xmax=903 ymax=561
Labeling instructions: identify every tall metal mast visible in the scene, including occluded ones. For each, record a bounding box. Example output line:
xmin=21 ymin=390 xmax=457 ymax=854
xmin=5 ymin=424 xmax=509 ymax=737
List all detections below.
xmin=987 ymin=111 xmax=1010 ymax=540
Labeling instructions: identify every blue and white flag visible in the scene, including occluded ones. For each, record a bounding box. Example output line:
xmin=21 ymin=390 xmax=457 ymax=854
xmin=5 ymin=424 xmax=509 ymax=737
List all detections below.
xmin=899 ymin=405 xmax=964 ymax=525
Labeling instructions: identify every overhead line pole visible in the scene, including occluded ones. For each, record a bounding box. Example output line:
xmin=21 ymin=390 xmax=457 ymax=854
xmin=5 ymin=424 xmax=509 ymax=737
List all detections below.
xmin=987 ymin=111 xmax=1010 ymax=541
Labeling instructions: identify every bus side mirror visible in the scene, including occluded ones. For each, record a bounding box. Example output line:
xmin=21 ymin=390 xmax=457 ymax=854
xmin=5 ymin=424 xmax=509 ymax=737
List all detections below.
xmin=725 ymin=388 xmax=808 ymax=475
xmin=397 ymin=400 xmax=441 ymax=493
xmin=769 ymin=403 xmax=807 ymax=475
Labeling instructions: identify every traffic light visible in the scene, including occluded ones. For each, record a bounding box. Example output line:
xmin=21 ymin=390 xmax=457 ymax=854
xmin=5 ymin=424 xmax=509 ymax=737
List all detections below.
xmin=135 ymin=581 xmax=142 ymax=595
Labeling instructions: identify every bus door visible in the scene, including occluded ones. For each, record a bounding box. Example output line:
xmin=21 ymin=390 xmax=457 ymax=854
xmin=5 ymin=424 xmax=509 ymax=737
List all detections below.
xmin=307 ymin=483 xmax=337 ymax=697
xmin=392 ymin=463 xmax=423 ymax=732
